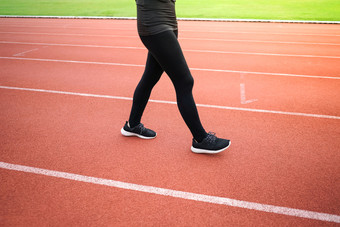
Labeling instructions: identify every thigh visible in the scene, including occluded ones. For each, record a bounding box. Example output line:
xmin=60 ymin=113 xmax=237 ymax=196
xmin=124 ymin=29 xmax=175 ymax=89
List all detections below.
xmin=140 ymin=30 xmax=191 ymax=85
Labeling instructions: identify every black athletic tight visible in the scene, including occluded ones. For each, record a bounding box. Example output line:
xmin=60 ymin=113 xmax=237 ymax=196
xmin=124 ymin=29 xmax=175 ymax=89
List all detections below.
xmin=128 ymin=30 xmax=208 ymax=142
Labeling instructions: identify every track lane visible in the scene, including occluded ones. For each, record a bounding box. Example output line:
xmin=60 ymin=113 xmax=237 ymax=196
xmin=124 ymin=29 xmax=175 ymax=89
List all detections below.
xmin=1 ymin=18 xmax=340 ymax=225
xmin=1 ymin=43 xmax=339 ymax=77
xmin=0 ymin=28 xmax=339 ymax=45
xmin=1 ymin=18 xmax=340 ymax=34
xmin=0 ymin=89 xmax=339 ymax=217
xmin=1 ymin=58 xmax=340 ymax=116
xmin=1 ymin=39 xmax=340 ymax=57
xmin=2 ymin=169 xmax=332 ymax=226
xmin=1 ymin=18 xmax=340 ymax=43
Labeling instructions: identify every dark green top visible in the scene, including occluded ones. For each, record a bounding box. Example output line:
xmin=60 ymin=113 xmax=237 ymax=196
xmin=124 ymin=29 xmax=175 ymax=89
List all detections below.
xmin=136 ymin=0 xmax=178 ymax=36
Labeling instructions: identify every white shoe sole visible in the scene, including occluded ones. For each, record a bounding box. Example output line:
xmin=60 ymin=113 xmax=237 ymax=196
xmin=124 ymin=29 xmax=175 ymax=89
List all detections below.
xmin=121 ymin=127 xmax=156 ymax=139
xmin=191 ymin=141 xmax=231 ymax=154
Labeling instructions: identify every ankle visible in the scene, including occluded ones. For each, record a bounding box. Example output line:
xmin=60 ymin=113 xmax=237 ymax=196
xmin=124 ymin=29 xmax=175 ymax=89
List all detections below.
xmin=128 ymin=121 xmax=139 ymax=128
xmin=194 ymin=132 xmax=208 ymax=143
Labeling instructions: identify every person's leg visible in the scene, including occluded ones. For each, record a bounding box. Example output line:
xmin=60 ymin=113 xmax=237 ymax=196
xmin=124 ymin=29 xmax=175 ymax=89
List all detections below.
xmin=140 ymin=30 xmax=207 ymax=142
xmin=128 ymin=52 xmax=164 ymax=128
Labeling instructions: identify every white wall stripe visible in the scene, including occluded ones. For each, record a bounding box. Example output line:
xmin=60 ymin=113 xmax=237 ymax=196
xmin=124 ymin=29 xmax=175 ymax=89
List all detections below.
xmin=0 ymin=85 xmax=339 ymax=120
xmin=0 ymin=56 xmax=339 ymax=80
xmin=0 ymin=161 xmax=339 ymax=223
xmin=1 ymin=41 xmax=339 ymax=59
xmin=0 ymin=31 xmax=339 ymax=46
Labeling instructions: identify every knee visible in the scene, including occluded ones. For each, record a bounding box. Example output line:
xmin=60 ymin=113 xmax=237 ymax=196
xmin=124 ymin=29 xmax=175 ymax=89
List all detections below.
xmin=184 ymin=74 xmax=194 ymax=90
xmin=139 ymin=70 xmax=163 ymax=90
xmin=175 ymin=74 xmax=194 ymax=93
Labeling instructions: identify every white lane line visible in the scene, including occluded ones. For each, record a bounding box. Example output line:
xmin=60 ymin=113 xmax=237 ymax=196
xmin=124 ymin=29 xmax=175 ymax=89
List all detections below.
xmin=13 ymin=48 xmax=39 ymax=56
xmin=240 ymin=74 xmax=258 ymax=104
xmin=0 ymin=31 xmax=135 ymax=38
xmin=0 ymin=24 xmax=136 ymax=31
xmin=181 ymin=29 xmax=340 ymax=37
xmin=240 ymin=83 xmax=247 ymax=104
xmin=0 ymin=41 xmax=144 ymax=50
xmin=1 ymin=41 xmax=339 ymax=59
xmin=1 ymin=85 xmax=339 ymax=120
xmin=0 ymin=56 xmax=339 ymax=80
xmin=180 ymin=37 xmax=340 ymax=46
xmin=0 ymin=56 xmax=145 ymax=67
xmin=0 ymin=161 xmax=339 ymax=223
xmin=186 ymin=49 xmax=340 ymax=59
xmin=0 ymin=31 xmax=339 ymax=46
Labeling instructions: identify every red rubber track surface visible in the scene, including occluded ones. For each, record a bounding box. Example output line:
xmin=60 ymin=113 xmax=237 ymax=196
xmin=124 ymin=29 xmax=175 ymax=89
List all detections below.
xmin=0 ymin=18 xmax=339 ymax=226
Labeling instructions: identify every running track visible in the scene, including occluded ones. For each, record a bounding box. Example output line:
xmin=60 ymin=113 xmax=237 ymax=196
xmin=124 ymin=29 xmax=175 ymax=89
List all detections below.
xmin=0 ymin=18 xmax=339 ymax=226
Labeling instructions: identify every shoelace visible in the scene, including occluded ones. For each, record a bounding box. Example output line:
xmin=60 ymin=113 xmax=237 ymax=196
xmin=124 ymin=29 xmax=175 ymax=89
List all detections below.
xmin=135 ymin=123 xmax=145 ymax=134
xmin=205 ymin=132 xmax=217 ymax=143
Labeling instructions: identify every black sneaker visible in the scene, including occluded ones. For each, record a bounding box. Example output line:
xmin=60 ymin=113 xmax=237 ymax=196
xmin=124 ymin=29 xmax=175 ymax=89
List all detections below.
xmin=121 ymin=121 xmax=157 ymax=139
xmin=191 ymin=132 xmax=230 ymax=154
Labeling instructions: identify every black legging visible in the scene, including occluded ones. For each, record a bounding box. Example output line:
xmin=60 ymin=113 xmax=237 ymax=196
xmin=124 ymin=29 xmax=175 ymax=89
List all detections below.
xmin=128 ymin=30 xmax=207 ymax=142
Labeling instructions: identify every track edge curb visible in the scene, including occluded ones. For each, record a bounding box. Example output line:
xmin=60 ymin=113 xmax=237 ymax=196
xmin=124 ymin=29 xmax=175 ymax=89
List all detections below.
xmin=1 ymin=15 xmax=340 ymax=24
